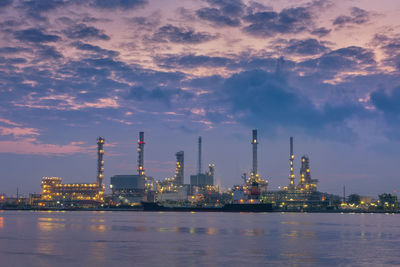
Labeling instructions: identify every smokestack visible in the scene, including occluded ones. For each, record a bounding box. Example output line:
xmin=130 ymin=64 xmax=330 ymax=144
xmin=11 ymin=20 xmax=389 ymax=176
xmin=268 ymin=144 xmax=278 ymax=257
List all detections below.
xmin=289 ymin=136 xmax=295 ymax=189
xmin=251 ymin=129 xmax=258 ymax=175
xmin=198 ymin=136 xmax=202 ymax=175
xmin=138 ymin=132 xmax=145 ymax=176
xmin=97 ymin=137 xmax=105 ymax=191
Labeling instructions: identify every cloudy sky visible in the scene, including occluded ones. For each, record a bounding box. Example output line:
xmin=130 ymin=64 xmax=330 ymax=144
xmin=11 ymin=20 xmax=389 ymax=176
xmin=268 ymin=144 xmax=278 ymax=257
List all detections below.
xmin=1 ymin=0 xmax=400 ymax=197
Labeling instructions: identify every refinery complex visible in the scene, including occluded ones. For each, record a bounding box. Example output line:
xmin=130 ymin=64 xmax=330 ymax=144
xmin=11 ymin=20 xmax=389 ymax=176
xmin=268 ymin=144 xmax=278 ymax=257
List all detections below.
xmin=3 ymin=130 xmax=397 ymax=212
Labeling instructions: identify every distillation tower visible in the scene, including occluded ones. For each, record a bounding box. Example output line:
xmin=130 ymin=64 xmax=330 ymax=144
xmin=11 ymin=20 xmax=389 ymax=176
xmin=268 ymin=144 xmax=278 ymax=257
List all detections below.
xmin=97 ymin=137 xmax=105 ymax=192
xmin=138 ymin=132 xmax=145 ymax=177
xmin=288 ymin=137 xmax=295 ymax=190
xmin=251 ymin=129 xmax=258 ymax=178
xmin=174 ymin=151 xmax=184 ymax=185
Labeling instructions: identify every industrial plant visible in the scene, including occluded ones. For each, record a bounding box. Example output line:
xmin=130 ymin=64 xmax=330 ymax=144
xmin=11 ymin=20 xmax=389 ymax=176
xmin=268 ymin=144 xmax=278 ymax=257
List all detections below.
xmin=11 ymin=128 xmax=395 ymax=212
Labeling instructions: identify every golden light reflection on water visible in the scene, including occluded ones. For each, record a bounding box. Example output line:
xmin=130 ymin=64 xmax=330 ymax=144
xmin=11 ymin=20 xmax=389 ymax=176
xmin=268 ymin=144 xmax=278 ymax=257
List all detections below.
xmin=0 ymin=217 xmax=3 ymax=229
xmin=90 ymin=224 xmax=107 ymax=233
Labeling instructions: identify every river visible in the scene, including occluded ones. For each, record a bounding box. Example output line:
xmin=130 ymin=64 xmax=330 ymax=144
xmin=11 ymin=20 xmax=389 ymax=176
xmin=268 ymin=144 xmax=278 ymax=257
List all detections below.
xmin=0 ymin=211 xmax=399 ymax=266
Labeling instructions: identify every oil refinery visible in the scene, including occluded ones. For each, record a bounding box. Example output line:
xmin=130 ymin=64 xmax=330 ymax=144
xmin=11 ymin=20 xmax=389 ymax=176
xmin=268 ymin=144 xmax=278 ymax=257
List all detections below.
xmin=22 ymin=129 xmax=360 ymax=211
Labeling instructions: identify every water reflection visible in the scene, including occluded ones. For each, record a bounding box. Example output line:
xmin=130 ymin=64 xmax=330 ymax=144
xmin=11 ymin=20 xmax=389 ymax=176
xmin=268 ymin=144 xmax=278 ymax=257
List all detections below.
xmin=0 ymin=217 xmax=4 ymax=229
xmin=89 ymin=224 xmax=107 ymax=233
xmin=110 ymin=225 xmax=269 ymax=236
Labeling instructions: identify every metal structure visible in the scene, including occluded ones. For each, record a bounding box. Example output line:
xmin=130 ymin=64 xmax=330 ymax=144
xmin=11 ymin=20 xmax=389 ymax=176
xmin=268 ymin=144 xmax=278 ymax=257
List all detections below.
xmin=174 ymin=151 xmax=184 ymax=185
xmin=297 ymin=155 xmax=318 ymax=191
xmin=198 ymin=136 xmax=202 ymax=175
xmin=288 ymin=136 xmax=295 ymax=190
xmin=251 ymin=129 xmax=258 ymax=176
xmin=97 ymin=137 xmax=105 ymax=191
xmin=138 ymin=132 xmax=145 ymax=177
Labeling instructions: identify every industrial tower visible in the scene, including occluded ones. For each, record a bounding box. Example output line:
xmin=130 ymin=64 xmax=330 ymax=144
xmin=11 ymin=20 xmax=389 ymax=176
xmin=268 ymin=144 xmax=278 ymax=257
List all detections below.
xmin=297 ymin=155 xmax=318 ymax=191
xmin=97 ymin=137 xmax=105 ymax=191
xmin=288 ymin=137 xmax=295 ymax=190
xmin=251 ymin=129 xmax=258 ymax=177
xmin=198 ymin=136 xmax=202 ymax=175
xmin=174 ymin=151 xmax=184 ymax=185
xmin=138 ymin=132 xmax=145 ymax=177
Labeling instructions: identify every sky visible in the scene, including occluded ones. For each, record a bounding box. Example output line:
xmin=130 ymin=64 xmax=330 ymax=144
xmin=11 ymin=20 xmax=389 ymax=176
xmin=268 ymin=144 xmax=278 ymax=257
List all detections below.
xmin=1 ymin=0 xmax=400 ymax=197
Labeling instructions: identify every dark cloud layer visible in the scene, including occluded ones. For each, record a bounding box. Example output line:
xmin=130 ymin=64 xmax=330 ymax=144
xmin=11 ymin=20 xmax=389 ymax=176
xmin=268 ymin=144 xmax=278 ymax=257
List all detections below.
xmin=284 ymin=39 xmax=329 ymax=55
xmin=63 ymin=24 xmax=110 ymax=41
xmin=299 ymin=46 xmax=375 ymax=72
xmin=0 ymin=0 xmax=13 ymax=8
xmin=153 ymin=24 xmax=217 ymax=44
xmin=14 ymin=28 xmax=60 ymax=43
xmin=243 ymin=7 xmax=312 ymax=37
xmin=216 ymin=69 xmax=362 ymax=138
xmin=196 ymin=8 xmax=241 ymax=27
xmin=155 ymin=54 xmax=232 ymax=68
xmin=333 ymin=7 xmax=370 ymax=27
xmin=91 ymin=0 xmax=147 ymax=10
xmin=205 ymin=0 xmax=245 ymax=16
xmin=311 ymin=27 xmax=331 ymax=37
xmin=196 ymin=0 xmax=244 ymax=27
xmin=72 ymin=41 xmax=119 ymax=58
xmin=371 ymin=87 xmax=400 ymax=116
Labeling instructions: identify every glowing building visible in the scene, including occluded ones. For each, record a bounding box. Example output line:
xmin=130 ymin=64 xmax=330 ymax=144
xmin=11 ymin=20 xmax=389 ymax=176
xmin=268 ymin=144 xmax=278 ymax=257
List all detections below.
xmin=174 ymin=151 xmax=184 ymax=185
xmin=297 ymin=155 xmax=318 ymax=191
xmin=39 ymin=137 xmax=105 ymax=207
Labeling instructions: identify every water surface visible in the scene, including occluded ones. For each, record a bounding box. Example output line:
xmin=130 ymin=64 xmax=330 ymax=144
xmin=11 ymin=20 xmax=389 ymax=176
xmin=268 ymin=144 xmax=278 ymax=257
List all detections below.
xmin=0 ymin=211 xmax=399 ymax=266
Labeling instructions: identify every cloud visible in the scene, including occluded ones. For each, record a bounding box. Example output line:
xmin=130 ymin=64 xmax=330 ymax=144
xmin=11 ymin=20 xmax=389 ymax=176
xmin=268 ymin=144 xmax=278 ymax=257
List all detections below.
xmin=371 ymin=86 xmax=400 ymax=116
xmin=18 ymin=0 xmax=69 ymax=21
xmin=311 ymin=27 xmax=331 ymax=37
xmin=36 ymin=45 xmax=63 ymax=59
xmin=127 ymin=86 xmax=193 ymax=107
xmin=72 ymin=41 xmax=118 ymax=57
xmin=284 ymin=38 xmax=329 ymax=55
xmin=243 ymin=7 xmax=312 ymax=37
xmin=333 ymin=7 xmax=370 ymax=27
xmin=14 ymin=28 xmax=60 ymax=43
xmin=91 ymin=0 xmax=147 ymax=10
xmin=0 ymin=46 xmax=27 ymax=54
xmin=299 ymin=46 xmax=375 ymax=72
xmin=214 ymin=69 xmax=363 ymax=138
xmin=0 ymin=0 xmax=12 ymax=9
xmin=155 ymin=54 xmax=233 ymax=68
xmin=63 ymin=23 xmax=110 ymax=41
xmin=205 ymin=0 xmax=245 ymax=16
xmin=0 ymin=118 xmax=21 ymax=126
xmin=153 ymin=24 xmax=218 ymax=44
xmin=0 ymin=126 xmax=39 ymax=137
xmin=0 ymin=138 xmax=93 ymax=156
xmin=196 ymin=8 xmax=241 ymax=27
xmin=14 ymin=93 xmax=119 ymax=111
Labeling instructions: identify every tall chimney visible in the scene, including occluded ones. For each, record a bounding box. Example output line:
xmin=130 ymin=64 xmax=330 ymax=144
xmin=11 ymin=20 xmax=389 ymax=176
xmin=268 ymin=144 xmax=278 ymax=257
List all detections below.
xmin=97 ymin=137 xmax=105 ymax=191
xmin=138 ymin=132 xmax=145 ymax=176
xmin=289 ymin=136 xmax=295 ymax=189
xmin=198 ymin=136 xmax=202 ymax=175
xmin=251 ymin=129 xmax=258 ymax=175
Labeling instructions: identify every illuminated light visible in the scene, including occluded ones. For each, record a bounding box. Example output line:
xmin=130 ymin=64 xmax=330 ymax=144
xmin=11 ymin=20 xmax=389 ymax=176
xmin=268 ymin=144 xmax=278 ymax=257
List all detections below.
xmin=253 ymin=139 xmax=257 ymax=143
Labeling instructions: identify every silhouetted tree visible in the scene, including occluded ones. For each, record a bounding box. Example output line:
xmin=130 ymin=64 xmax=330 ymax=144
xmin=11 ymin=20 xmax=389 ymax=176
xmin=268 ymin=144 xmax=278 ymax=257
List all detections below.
xmin=347 ymin=194 xmax=361 ymax=205
xmin=379 ymin=193 xmax=397 ymax=205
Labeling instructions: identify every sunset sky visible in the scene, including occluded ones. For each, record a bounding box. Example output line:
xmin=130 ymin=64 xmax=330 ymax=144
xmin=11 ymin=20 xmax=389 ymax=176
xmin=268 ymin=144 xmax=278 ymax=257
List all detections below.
xmin=1 ymin=0 xmax=400 ymax=196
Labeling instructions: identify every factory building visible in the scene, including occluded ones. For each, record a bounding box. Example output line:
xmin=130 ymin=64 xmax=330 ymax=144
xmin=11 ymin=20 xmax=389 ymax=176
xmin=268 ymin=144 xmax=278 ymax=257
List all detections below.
xmin=190 ymin=136 xmax=215 ymax=188
xmin=39 ymin=137 xmax=105 ymax=207
xmin=110 ymin=132 xmax=148 ymax=204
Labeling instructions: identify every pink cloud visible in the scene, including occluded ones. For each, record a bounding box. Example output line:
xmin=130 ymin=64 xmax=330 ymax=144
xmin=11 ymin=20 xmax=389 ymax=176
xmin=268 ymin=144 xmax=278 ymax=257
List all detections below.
xmin=14 ymin=93 xmax=119 ymax=110
xmin=0 ymin=138 xmax=92 ymax=156
xmin=0 ymin=126 xmax=40 ymax=137
xmin=0 ymin=118 xmax=21 ymax=127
